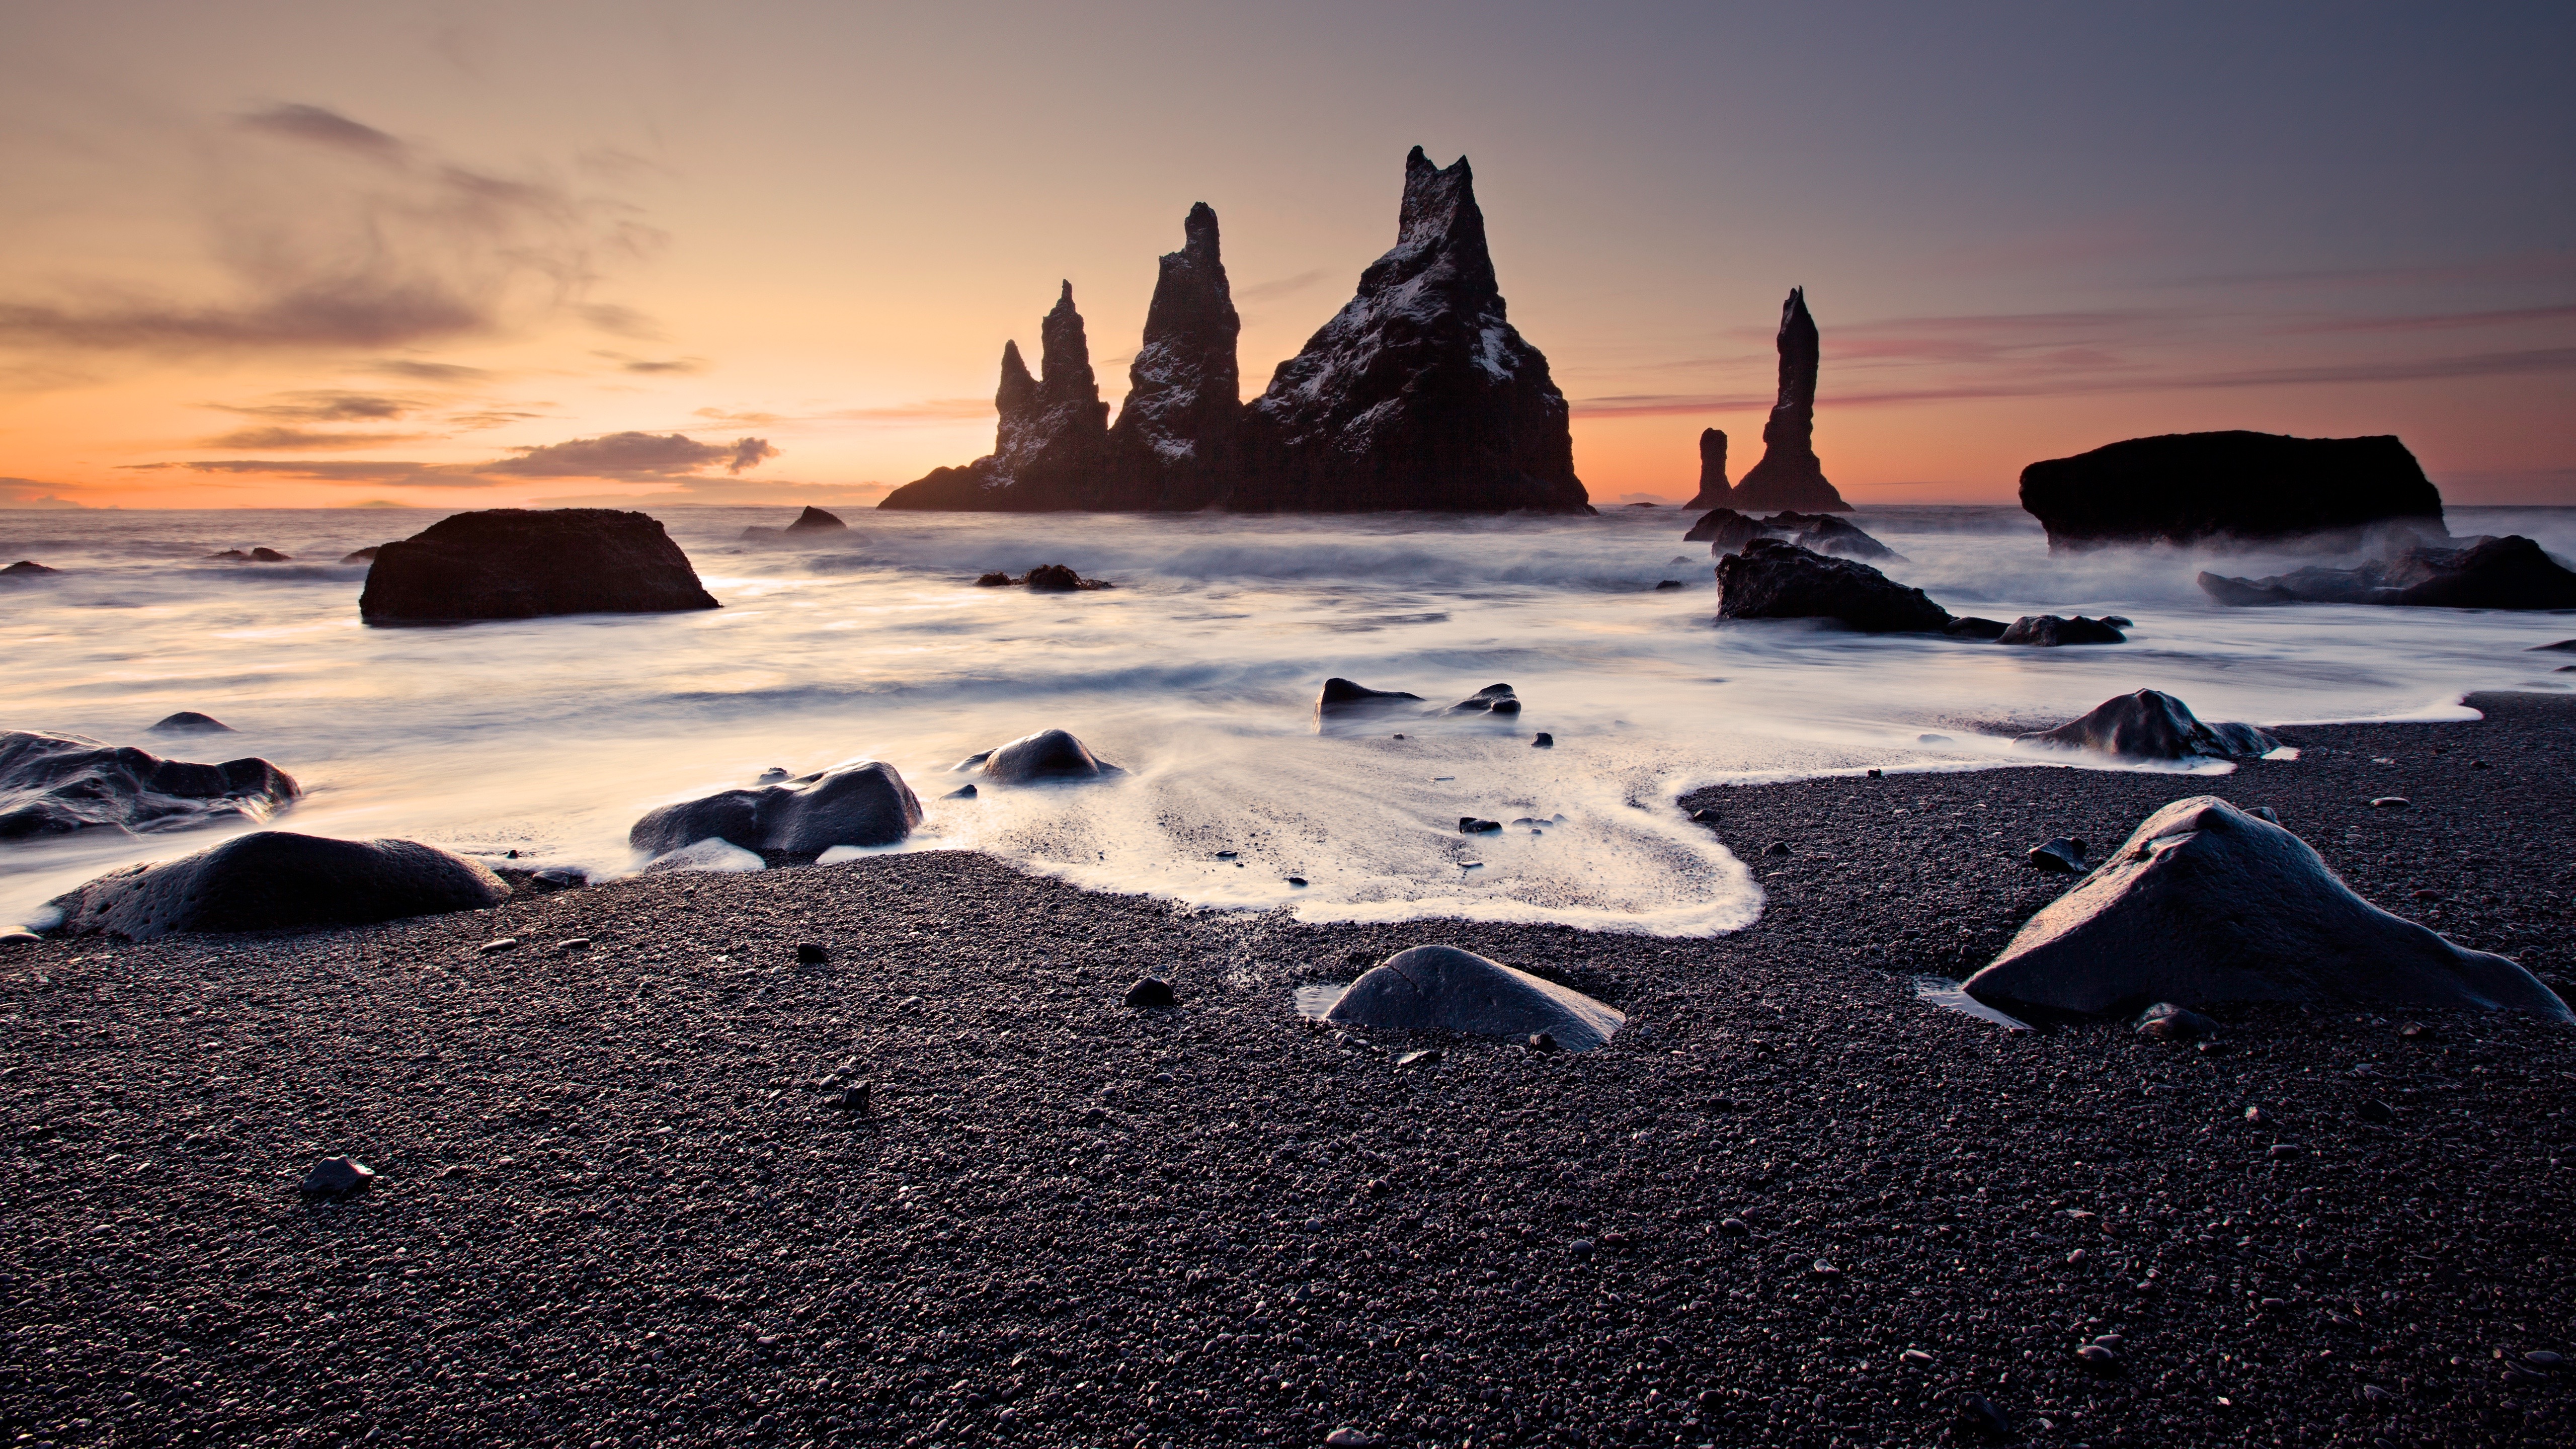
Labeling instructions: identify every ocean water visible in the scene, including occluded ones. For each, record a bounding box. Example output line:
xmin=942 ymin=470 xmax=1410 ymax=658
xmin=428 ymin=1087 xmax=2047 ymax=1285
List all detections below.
xmin=4 ymin=504 xmax=2570 ymax=936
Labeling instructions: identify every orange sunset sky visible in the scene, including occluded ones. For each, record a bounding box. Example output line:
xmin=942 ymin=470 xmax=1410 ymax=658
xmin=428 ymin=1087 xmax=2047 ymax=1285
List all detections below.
xmin=3 ymin=2 xmax=2570 ymax=512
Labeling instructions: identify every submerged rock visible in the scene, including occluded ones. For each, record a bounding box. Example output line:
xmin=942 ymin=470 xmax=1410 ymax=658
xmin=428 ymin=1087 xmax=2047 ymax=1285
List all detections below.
xmin=1446 ymin=683 xmax=1520 ymax=715
xmin=977 ymin=729 xmax=1122 ymax=784
xmin=2021 ymin=430 xmax=2446 ymax=551
xmin=1729 ymin=288 xmax=1850 ymax=513
xmin=3 ymin=559 xmax=59 ymax=577
xmin=359 ymin=509 xmax=718 ymax=623
xmin=1316 ymin=677 xmax=1425 ymax=725
xmin=1682 ymin=506 xmax=1766 ymax=553
xmin=1324 ymin=945 xmax=1625 ymax=1050
xmin=628 ymin=759 xmax=923 ymax=858
xmin=1713 ymin=538 xmax=1951 ymax=632
xmin=2015 ymin=689 xmax=2277 ymax=762
xmin=149 ymin=712 xmax=235 ymax=735
xmin=1684 ymin=508 xmax=1897 ymax=560
xmin=783 ymin=506 xmax=847 ymax=534
xmin=2199 ymin=535 xmax=2576 ymax=610
xmin=42 ymin=831 xmax=509 ymax=941
xmin=640 ymin=838 xmax=764 ymax=874
xmin=0 ymin=731 xmax=298 ymax=840
xmin=1024 ymin=563 xmax=1109 ymax=592
xmin=1943 ymin=617 xmax=2009 ymax=640
xmin=1964 ymin=797 xmax=2573 ymax=1020
xmin=1996 ymin=614 xmax=2127 ymax=647
xmin=1237 ymin=148 xmax=1590 ymax=513
xmin=206 ymin=547 xmax=292 ymax=562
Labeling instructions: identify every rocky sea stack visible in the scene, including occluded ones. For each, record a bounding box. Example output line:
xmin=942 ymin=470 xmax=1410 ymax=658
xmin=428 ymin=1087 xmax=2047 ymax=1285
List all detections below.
xmin=1728 ymin=288 xmax=1850 ymax=514
xmin=2019 ymin=431 xmax=2447 ymax=551
xmin=1681 ymin=429 xmax=1729 ymax=509
xmin=879 ymin=149 xmax=1588 ymax=514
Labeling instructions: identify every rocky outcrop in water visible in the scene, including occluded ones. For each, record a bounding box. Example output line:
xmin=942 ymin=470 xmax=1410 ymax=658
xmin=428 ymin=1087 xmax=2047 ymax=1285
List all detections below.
xmin=629 ymin=760 xmax=922 ymax=859
xmin=1995 ymin=615 xmax=2126 ymax=647
xmin=877 ymin=285 xmax=1115 ymax=511
xmin=1712 ymin=538 xmax=1949 ymax=632
xmin=1325 ymin=945 xmax=1625 ymax=1050
xmin=966 ymin=729 xmax=1123 ymax=784
xmin=359 ymin=509 xmax=718 ymax=623
xmin=150 ymin=712 xmax=234 ymax=735
xmin=3 ymin=560 xmax=58 ymax=577
xmin=2015 ymin=689 xmax=2277 ymax=761
xmin=1687 ymin=508 xmax=1898 ymax=561
xmin=2198 ymin=535 xmax=2576 ymax=609
xmin=1963 ymin=796 xmax=2573 ymax=1020
xmin=1729 ymin=289 xmax=1850 ymax=513
xmin=42 ymin=831 xmax=509 ymax=941
xmin=2020 ymin=431 xmax=2447 ymax=551
xmin=1103 ymin=202 xmax=1243 ymax=510
xmin=1682 ymin=429 xmax=1729 ymax=508
xmin=0 ymin=731 xmax=298 ymax=840
xmin=1315 ymin=678 xmax=1424 ymax=727
xmin=744 ymin=506 xmax=850 ymax=541
xmin=1237 ymin=149 xmax=1589 ymax=513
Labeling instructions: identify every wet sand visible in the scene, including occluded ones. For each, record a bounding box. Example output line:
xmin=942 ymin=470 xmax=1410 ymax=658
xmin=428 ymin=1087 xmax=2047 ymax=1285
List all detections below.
xmin=2 ymin=693 xmax=2570 ymax=1448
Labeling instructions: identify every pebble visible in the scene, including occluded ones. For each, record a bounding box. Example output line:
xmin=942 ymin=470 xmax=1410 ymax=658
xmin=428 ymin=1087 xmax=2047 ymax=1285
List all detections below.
xmin=1689 ymin=807 xmax=1719 ymax=823
xmin=1459 ymin=818 xmax=1502 ymax=834
xmin=1325 ymin=1429 xmax=1381 ymax=1447
xmin=2027 ymin=837 xmax=2088 ymax=873
xmin=1718 ymin=1217 xmax=1750 ymax=1237
xmin=1811 ymin=1258 xmax=1840 ymax=1278
xmin=476 ymin=938 xmax=520 ymax=955
xmin=1568 ymin=1238 xmax=1595 ymax=1257
xmin=830 ymin=1083 xmax=870 ymax=1112
xmin=2399 ymin=1021 xmax=2434 ymax=1040
xmin=553 ymin=937 xmax=591 ymax=954
xmin=1122 ymin=978 xmax=1177 ymax=1009
xmin=300 ymin=1156 xmax=376 ymax=1197
xmin=1286 ymin=876 xmax=1308 ymax=887
xmin=2368 ymin=796 xmax=2410 ymax=809
xmin=1917 ymin=733 xmax=1953 ymax=744
xmin=2528 ymin=1350 xmax=2564 ymax=1369
xmin=2077 ymin=1343 xmax=2116 ymax=1366
xmin=1395 ymin=1049 xmax=1442 ymax=1067
xmin=2244 ymin=1105 xmax=2264 ymax=1122
xmin=0 ymin=931 xmax=41 ymax=947
xmin=1763 ymin=841 xmax=1792 ymax=856
xmin=2136 ymin=1002 xmax=2217 ymax=1041
xmin=2260 ymin=1297 xmax=2286 ymax=1311
xmin=1956 ymin=1393 xmax=2013 ymax=1439
xmin=1900 ymin=1349 xmax=1934 ymax=1366
xmin=1866 ymin=768 xmax=1883 ymax=779
xmin=2268 ymin=1143 xmax=2302 ymax=1160
xmin=795 ymin=942 xmax=830 ymax=965
xmin=2357 ymin=1099 xmax=2393 ymax=1123
xmin=1530 ymin=733 xmax=1553 ymax=748
xmin=1215 ymin=851 xmax=1237 ymax=859
xmin=1526 ymin=1032 xmax=1559 ymax=1054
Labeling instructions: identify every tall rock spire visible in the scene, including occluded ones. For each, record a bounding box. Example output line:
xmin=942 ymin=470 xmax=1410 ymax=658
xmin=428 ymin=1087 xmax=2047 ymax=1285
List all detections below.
xmin=1106 ymin=201 xmax=1242 ymax=509
xmin=1683 ymin=428 xmax=1730 ymax=508
xmin=1730 ymin=287 xmax=1850 ymax=513
xmin=1232 ymin=147 xmax=1590 ymax=513
xmin=879 ymin=285 xmax=1111 ymax=510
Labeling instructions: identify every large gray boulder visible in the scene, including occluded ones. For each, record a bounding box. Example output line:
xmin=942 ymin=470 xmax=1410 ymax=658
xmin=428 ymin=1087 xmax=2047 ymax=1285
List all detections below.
xmin=629 ymin=760 xmax=922 ymax=858
xmin=1713 ymin=538 xmax=1951 ymax=632
xmin=2015 ymin=690 xmax=2276 ymax=762
xmin=1963 ymin=797 xmax=2572 ymax=1021
xmin=976 ymin=730 xmax=1122 ymax=784
xmin=358 ymin=509 xmax=718 ymax=623
xmin=43 ymin=831 xmax=509 ymax=941
xmin=0 ymin=731 xmax=299 ymax=840
xmin=1324 ymin=945 xmax=1625 ymax=1050
xmin=2019 ymin=430 xmax=2446 ymax=551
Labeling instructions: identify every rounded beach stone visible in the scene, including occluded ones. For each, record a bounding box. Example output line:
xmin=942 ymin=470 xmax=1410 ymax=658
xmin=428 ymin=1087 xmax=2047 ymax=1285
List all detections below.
xmin=43 ymin=831 xmax=510 ymax=942
xmin=1324 ymin=945 xmax=1624 ymax=1051
xmin=978 ymin=729 xmax=1120 ymax=784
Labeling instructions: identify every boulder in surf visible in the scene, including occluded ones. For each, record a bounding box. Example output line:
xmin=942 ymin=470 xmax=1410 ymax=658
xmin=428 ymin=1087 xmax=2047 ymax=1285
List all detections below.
xmin=0 ymin=731 xmax=298 ymax=840
xmin=358 ymin=509 xmax=718 ymax=623
xmin=3 ymin=560 xmax=59 ymax=577
xmin=2199 ymin=535 xmax=2576 ymax=610
xmin=1996 ymin=615 xmax=2127 ymax=647
xmin=2015 ymin=690 xmax=2276 ymax=762
xmin=41 ymin=831 xmax=509 ymax=941
xmin=1963 ymin=796 xmax=2572 ymax=1021
xmin=629 ymin=759 xmax=923 ymax=858
xmin=977 ymin=729 xmax=1123 ymax=784
xmin=1316 ymin=677 xmax=1425 ymax=725
xmin=1325 ymin=945 xmax=1625 ymax=1051
xmin=1713 ymin=537 xmax=1951 ymax=633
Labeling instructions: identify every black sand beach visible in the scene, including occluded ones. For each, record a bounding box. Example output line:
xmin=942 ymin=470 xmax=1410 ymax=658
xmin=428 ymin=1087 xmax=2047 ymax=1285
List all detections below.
xmin=3 ymin=694 xmax=2571 ymax=1448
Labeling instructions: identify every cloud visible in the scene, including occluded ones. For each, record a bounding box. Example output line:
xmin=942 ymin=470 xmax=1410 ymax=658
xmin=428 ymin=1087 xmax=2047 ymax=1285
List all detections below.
xmin=578 ymin=303 xmax=662 ymax=339
xmin=200 ymin=426 xmax=429 ymax=450
xmin=126 ymin=459 xmax=468 ymax=485
xmin=0 ymin=476 xmax=90 ymax=508
xmin=617 ymin=357 xmax=709 ymax=375
xmin=212 ymin=389 xmax=423 ymax=422
xmin=533 ymin=476 xmax=893 ymax=508
xmin=1240 ymin=268 xmax=1330 ymax=303
xmin=690 ymin=399 xmax=992 ymax=427
xmin=485 ymin=431 xmax=776 ymax=479
xmin=369 ymin=359 xmax=496 ymax=382
xmin=0 ymin=103 xmax=662 ymax=360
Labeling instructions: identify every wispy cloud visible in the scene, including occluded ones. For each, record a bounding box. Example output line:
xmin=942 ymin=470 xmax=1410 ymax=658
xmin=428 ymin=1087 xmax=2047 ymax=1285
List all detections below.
xmin=199 ymin=426 xmax=429 ymax=450
xmin=533 ymin=476 xmax=894 ymax=507
xmin=211 ymin=389 xmax=425 ymax=422
xmin=484 ymin=431 xmax=776 ymax=478
xmin=369 ymin=359 xmax=497 ymax=383
xmin=0 ymin=476 xmax=91 ymax=508
xmin=690 ymin=399 xmax=991 ymax=428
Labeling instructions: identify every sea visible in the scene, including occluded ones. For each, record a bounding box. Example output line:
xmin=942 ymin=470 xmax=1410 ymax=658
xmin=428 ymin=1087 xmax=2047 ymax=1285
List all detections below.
xmin=5 ymin=504 xmax=2570 ymax=936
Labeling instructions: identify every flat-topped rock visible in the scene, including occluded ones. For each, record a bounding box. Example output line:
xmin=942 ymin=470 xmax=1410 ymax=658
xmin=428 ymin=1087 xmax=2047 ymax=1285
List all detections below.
xmin=1713 ymin=538 xmax=1950 ymax=632
xmin=629 ymin=759 xmax=923 ymax=858
xmin=1964 ymin=797 xmax=2572 ymax=1020
xmin=42 ymin=831 xmax=509 ymax=941
xmin=1324 ymin=945 xmax=1624 ymax=1050
xmin=2021 ymin=431 xmax=2446 ymax=551
xmin=359 ymin=509 xmax=718 ymax=623
xmin=2015 ymin=689 xmax=2276 ymax=761
xmin=0 ymin=731 xmax=298 ymax=840
xmin=1316 ymin=677 xmax=1425 ymax=725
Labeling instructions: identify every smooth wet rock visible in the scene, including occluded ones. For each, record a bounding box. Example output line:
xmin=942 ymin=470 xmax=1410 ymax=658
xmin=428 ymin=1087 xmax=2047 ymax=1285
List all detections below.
xmin=943 ymin=782 xmax=978 ymax=799
xmin=1713 ymin=538 xmax=1951 ymax=632
xmin=1123 ymin=978 xmax=1176 ymax=1008
xmin=3 ymin=559 xmax=59 ymax=576
xmin=2015 ymin=689 xmax=2277 ymax=762
xmin=782 ymin=506 xmax=846 ymax=534
xmin=2369 ymin=796 xmax=2409 ymax=809
xmin=1686 ymin=508 xmax=1895 ymax=559
xmin=640 ymin=838 xmax=765 ymax=874
xmin=149 ymin=712 xmax=234 ymax=735
xmin=1530 ymin=733 xmax=1553 ymax=748
xmin=1730 ymin=289 xmax=1850 ymax=513
xmin=359 ymin=509 xmax=718 ymax=623
xmin=1316 ymin=677 xmax=1423 ymax=725
xmin=0 ymin=731 xmax=299 ymax=840
xmin=796 ymin=942 xmax=830 ymax=965
xmin=1459 ymin=818 xmax=1502 ymax=834
xmin=1324 ymin=945 xmax=1624 ymax=1050
xmin=1023 ymin=562 xmax=1109 ymax=591
xmin=43 ymin=831 xmax=509 ymax=941
xmin=1447 ymin=683 xmax=1519 ymax=714
xmin=1683 ymin=507 xmax=1766 ymax=553
xmin=2027 ymin=838 xmax=2088 ymax=873
xmin=1943 ymin=617 xmax=2009 ymax=640
xmin=2136 ymin=1002 xmax=2217 ymax=1040
xmin=1997 ymin=614 xmax=2126 ymax=647
xmin=301 ymin=1157 xmax=376 ymax=1197
xmin=977 ymin=729 xmax=1122 ymax=784
xmin=2199 ymin=534 xmax=2576 ymax=610
xmin=2020 ymin=430 xmax=2446 ymax=551
xmin=1964 ymin=796 xmax=2575 ymax=1020
xmin=629 ymin=759 xmax=923 ymax=856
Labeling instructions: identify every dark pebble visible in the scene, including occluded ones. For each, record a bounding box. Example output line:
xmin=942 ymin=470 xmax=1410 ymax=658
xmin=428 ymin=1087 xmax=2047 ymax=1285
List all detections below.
xmin=1719 ymin=1217 xmax=1750 ymax=1237
xmin=795 ymin=942 xmax=830 ymax=965
xmin=1123 ymin=978 xmax=1177 ymax=1009
xmin=1286 ymin=876 xmax=1308 ymax=887
xmin=2357 ymin=1098 xmax=2393 ymax=1123
xmin=1530 ymin=733 xmax=1553 ymax=748
xmin=2369 ymin=796 xmax=2410 ymax=809
xmin=1459 ymin=818 xmax=1502 ymax=834
xmin=476 ymin=938 xmax=519 ymax=955
xmin=300 ymin=1156 xmax=375 ymax=1197
xmin=1957 ymin=1394 xmax=2013 ymax=1439
xmin=1526 ymin=1032 xmax=1559 ymax=1054
xmin=944 ymin=783 xmax=978 ymax=799
xmin=2136 ymin=1002 xmax=2217 ymax=1040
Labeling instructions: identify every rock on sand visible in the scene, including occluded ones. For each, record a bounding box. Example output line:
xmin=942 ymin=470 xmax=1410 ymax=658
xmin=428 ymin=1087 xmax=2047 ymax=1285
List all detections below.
xmin=977 ymin=729 xmax=1123 ymax=784
xmin=1325 ymin=945 xmax=1625 ymax=1051
xmin=2015 ymin=689 xmax=2277 ymax=762
xmin=1964 ymin=796 xmax=2572 ymax=1021
xmin=629 ymin=759 xmax=923 ymax=857
xmin=42 ymin=831 xmax=510 ymax=941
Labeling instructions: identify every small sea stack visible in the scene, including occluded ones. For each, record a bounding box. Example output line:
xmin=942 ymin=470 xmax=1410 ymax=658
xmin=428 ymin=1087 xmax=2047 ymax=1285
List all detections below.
xmin=1728 ymin=289 xmax=1850 ymax=514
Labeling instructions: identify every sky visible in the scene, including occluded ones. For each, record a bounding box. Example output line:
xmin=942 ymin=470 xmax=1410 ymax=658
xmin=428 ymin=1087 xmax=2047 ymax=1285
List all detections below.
xmin=1 ymin=1 xmax=2570 ymax=512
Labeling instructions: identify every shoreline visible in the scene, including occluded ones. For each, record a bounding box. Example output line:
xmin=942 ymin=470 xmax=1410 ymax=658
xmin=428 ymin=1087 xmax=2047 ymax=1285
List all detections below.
xmin=2 ymin=694 xmax=2570 ymax=1447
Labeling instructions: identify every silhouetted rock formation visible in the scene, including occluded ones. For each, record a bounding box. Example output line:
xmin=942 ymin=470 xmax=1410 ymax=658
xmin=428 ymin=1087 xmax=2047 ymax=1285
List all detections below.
xmin=1712 ymin=538 xmax=1949 ymax=632
xmin=1996 ymin=614 xmax=2126 ymax=647
xmin=1315 ymin=677 xmax=1425 ymax=728
xmin=1685 ymin=507 xmax=1897 ymax=560
xmin=785 ymin=506 xmax=847 ymax=534
xmin=629 ymin=760 xmax=922 ymax=859
xmin=1682 ymin=429 xmax=1729 ymax=508
xmin=41 ymin=831 xmax=509 ymax=941
xmin=2020 ymin=431 xmax=2447 ymax=551
xmin=2014 ymin=689 xmax=2277 ymax=761
xmin=150 ymin=712 xmax=234 ymax=734
xmin=1235 ymin=149 xmax=1589 ymax=513
xmin=339 ymin=547 xmax=379 ymax=564
xmin=1730 ymin=289 xmax=1850 ymax=513
xmin=3 ymin=559 xmax=58 ymax=577
xmin=2199 ymin=535 xmax=2576 ymax=609
xmin=359 ymin=509 xmax=718 ymax=623
xmin=0 ymin=731 xmax=298 ymax=840
xmin=971 ymin=729 xmax=1123 ymax=784
xmin=878 ymin=285 xmax=1114 ymax=510
xmin=1964 ymin=797 xmax=2571 ymax=1021
xmin=1104 ymin=202 xmax=1243 ymax=510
